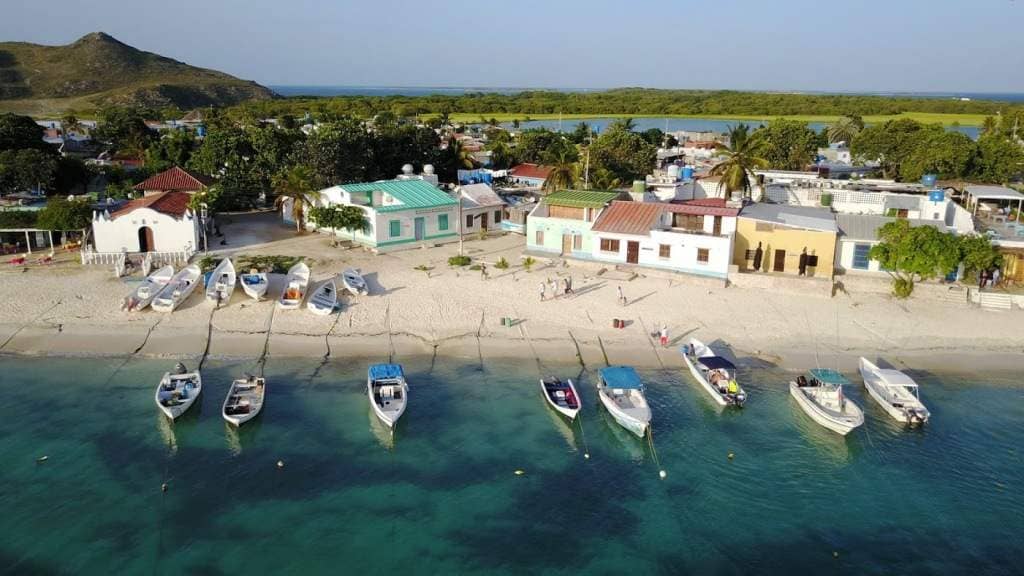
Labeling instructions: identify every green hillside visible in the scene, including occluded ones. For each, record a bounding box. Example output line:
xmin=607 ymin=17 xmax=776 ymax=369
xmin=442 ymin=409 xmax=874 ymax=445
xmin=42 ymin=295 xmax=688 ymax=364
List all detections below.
xmin=0 ymin=32 xmax=276 ymax=115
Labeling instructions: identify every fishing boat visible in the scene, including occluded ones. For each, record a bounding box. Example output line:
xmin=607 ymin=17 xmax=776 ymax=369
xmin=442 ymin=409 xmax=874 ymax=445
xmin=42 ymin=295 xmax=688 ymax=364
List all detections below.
xmin=122 ymin=265 xmax=174 ymax=312
xmin=367 ymin=363 xmax=408 ymax=428
xmin=342 ymin=268 xmax=368 ymax=295
xmin=222 ymin=374 xmax=266 ymax=426
xmin=681 ymin=339 xmax=747 ymax=407
xmin=858 ymin=358 xmax=930 ymax=425
xmin=151 ymin=264 xmax=202 ymax=313
xmin=277 ymin=262 xmax=310 ymax=309
xmin=239 ymin=269 xmax=269 ymax=300
xmin=789 ymin=369 xmax=864 ymax=436
xmin=306 ymin=277 xmax=338 ymax=316
xmin=597 ymin=366 xmax=651 ymax=438
xmin=539 ymin=376 xmax=581 ymax=420
xmin=205 ymin=258 xmax=236 ymax=303
xmin=155 ymin=362 xmax=202 ymax=420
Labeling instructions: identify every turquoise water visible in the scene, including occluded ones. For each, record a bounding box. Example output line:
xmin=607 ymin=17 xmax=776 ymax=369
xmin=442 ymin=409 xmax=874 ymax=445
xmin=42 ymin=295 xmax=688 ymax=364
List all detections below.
xmin=0 ymin=356 xmax=1020 ymax=575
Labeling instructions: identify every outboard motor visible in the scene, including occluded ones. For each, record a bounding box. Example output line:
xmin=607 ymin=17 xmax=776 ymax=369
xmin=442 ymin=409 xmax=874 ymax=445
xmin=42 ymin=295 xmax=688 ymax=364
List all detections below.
xmin=735 ymin=392 xmax=747 ymax=406
xmin=173 ymin=362 xmax=188 ymax=375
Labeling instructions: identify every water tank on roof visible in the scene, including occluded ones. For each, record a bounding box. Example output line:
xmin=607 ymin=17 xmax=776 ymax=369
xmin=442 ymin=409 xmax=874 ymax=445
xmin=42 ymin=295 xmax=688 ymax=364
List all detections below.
xmin=423 ymin=164 xmax=435 ymax=175
xmin=921 ymin=174 xmax=937 ymax=187
xmin=632 ymin=180 xmax=646 ymax=195
xmin=666 ymin=165 xmax=680 ymax=180
xmin=401 ymin=164 xmax=414 ymax=175
xmin=682 ymin=166 xmax=694 ymax=180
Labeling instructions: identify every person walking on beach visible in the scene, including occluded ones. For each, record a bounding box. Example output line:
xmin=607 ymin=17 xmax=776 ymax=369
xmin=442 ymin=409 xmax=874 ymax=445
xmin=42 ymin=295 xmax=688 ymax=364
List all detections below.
xmin=979 ymin=269 xmax=989 ymax=290
xmin=617 ymin=285 xmax=627 ymax=306
xmin=480 ymin=262 xmax=488 ymax=280
xmin=539 ymin=282 xmax=546 ymax=301
xmin=659 ymin=325 xmax=669 ymax=347
xmin=550 ymin=278 xmax=559 ymax=300
xmin=566 ymin=275 xmax=574 ymax=295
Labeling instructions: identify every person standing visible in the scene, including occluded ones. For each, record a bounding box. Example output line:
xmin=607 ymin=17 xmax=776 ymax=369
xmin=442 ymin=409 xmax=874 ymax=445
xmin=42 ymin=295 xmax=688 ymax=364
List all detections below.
xmin=798 ymin=247 xmax=808 ymax=276
xmin=617 ymin=285 xmax=626 ymax=306
xmin=549 ymin=278 xmax=559 ymax=300
xmin=752 ymin=242 xmax=764 ymax=272
xmin=480 ymin=262 xmax=488 ymax=280
xmin=659 ymin=325 xmax=669 ymax=347
xmin=992 ymin=267 xmax=1001 ymax=288
xmin=979 ymin=269 xmax=989 ymax=290
xmin=566 ymin=275 xmax=574 ymax=295
xmin=539 ymin=282 xmax=546 ymax=301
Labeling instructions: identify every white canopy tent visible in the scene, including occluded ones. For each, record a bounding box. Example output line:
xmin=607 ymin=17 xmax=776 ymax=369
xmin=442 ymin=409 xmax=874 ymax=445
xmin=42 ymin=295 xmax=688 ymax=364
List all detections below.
xmin=964 ymin=185 xmax=1024 ymax=223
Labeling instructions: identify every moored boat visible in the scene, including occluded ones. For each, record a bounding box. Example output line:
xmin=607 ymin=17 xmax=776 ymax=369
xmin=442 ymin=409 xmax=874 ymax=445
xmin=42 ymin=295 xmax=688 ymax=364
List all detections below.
xmin=205 ymin=257 xmax=236 ymax=303
xmin=597 ymin=366 xmax=651 ymax=438
xmin=222 ymin=374 xmax=266 ymax=426
xmin=239 ymin=269 xmax=269 ymax=300
xmin=367 ymin=363 xmax=408 ymax=428
xmin=540 ymin=376 xmax=581 ymax=420
xmin=122 ymin=265 xmax=174 ymax=312
xmin=858 ymin=358 xmax=930 ymax=425
xmin=342 ymin=268 xmax=368 ymax=295
xmin=681 ymin=339 xmax=747 ymax=407
xmin=790 ymin=369 xmax=864 ymax=436
xmin=306 ymin=277 xmax=338 ymax=316
xmin=155 ymin=362 xmax=202 ymax=420
xmin=277 ymin=262 xmax=310 ymax=309
xmin=151 ymin=264 xmax=201 ymax=313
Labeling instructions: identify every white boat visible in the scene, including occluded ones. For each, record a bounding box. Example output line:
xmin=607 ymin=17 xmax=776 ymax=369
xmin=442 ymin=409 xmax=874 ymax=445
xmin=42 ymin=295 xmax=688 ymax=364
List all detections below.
xmin=790 ymin=369 xmax=864 ymax=436
xmin=222 ymin=374 xmax=266 ymax=426
xmin=597 ymin=366 xmax=651 ymax=438
xmin=155 ymin=362 xmax=202 ymax=420
xmin=205 ymin=258 xmax=236 ymax=303
xmin=540 ymin=376 xmax=581 ymax=420
xmin=858 ymin=358 xmax=930 ymax=425
xmin=367 ymin=363 xmax=408 ymax=428
xmin=239 ymin=270 xmax=269 ymax=300
xmin=151 ymin=264 xmax=202 ymax=313
xmin=306 ymin=277 xmax=338 ymax=316
xmin=342 ymin=268 xmax=368 ymax=295
xmin=277 ymin=262 xmax=310 ymax=309
xmin=681 ymin=339 xmax=747 ymax=407
xmin=122 ymin=265 xmax=174 ymax=312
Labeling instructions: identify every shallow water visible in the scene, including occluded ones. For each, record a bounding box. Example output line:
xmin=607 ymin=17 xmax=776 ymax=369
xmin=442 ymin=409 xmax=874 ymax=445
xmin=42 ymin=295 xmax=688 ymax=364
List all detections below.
xmin=0 ymin=356 xmax=1020 ymax=575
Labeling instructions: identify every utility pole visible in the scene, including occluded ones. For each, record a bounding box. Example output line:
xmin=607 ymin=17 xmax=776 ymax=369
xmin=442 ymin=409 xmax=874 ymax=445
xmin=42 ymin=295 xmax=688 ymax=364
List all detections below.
xmin=457 ymin=187 xmax=464 ymax=257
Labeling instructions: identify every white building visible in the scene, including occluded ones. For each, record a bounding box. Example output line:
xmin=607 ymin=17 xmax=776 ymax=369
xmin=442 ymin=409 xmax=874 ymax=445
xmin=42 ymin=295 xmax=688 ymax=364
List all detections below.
xmin=456 ymin=183 xmax=506 ymax=235
xmin=395 ymin=163 xmax=439 ymax=186
xmin=91 ymin=191 xmax=199 ymax=254
xmin=835 ymin=214 xmax=943 ymax=276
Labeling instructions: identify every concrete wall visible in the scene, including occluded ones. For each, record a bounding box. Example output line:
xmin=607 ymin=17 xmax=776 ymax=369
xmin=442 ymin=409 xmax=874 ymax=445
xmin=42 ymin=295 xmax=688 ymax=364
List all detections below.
xmin=836 ymin=238 xmax=884 ymax=274
xmin=526 ymin=213 xmax=597 ymax=256
xmin=373 ymin=208 xmax=458 ymax=248
xmin=92 ymin=207 xmax=198 ymax=253
xmin=733 ymin=218 xmax=837 ymax=278
xmin=460 ymin=205 xmax=505 ymax=235
xmin=590 ymin=229 xmax=733 ymax=279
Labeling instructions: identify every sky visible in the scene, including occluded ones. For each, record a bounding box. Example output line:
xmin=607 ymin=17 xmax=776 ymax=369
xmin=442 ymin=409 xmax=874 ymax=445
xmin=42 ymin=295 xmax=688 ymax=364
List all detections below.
xmin=2 ymin=0 xmax=1023 ymax=93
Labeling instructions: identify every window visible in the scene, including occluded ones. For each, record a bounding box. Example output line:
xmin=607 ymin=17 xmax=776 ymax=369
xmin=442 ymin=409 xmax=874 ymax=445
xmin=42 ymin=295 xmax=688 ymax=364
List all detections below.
xmin=438 ymin=213 xmax=449 ymax=231
xmin=389 ymin=220 xmax=401 ymax=238
xmin=465 ymin=214 xmax=474 ymax=228
xmin=659 ymin=244 xmax=671 ymax=259
xmin=600 ymin=238 xmax=620 ymax=253
xmin=697 ymin=248 xmax=710 ymax=264
xmin=672 ymin=213 xmax=703 ymax=231
xmin=535 ymin=230 xmax=544 ymax=245
xmin=807 ymin=255 xmax=819 ymax=267
xmin=852 ymin=243 xmax=871 ymax=270
xmin=573 ymin=234 xmax=582 ymax=251
xmin=494 ymin=210 xmax=502 ymax=223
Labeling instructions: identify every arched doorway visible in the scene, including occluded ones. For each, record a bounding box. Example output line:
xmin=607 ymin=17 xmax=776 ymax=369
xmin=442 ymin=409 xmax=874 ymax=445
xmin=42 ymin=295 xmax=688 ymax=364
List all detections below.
xmin=138 ymin=226 xmax=154 ymax=252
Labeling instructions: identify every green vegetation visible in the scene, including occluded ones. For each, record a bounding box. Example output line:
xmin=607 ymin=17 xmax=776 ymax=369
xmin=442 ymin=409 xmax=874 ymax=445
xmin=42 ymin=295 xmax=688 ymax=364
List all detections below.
xmin=35 ymin=197 xmax=92 ymax=230
xmin=448 ymin=255 xmax=472 ymax=267
xmin=753 ymin=119 xmax=823 ymax=171
xmin=236 ymin=255 xmax=303 ymax=274
xmin=708 ymin=125 xmax=768 ymax=197
xmin=272 ymin=165 xmax=317 ymax=231
xmin=494 ymin=257 xmax=509 ymax=270
xmin=0 ymin=210 xmax=38 ymax=228
xmin=522 ymin=256 xmax=536 ymax=271
xmin=308 ymin=204 xmax=369 ymax=244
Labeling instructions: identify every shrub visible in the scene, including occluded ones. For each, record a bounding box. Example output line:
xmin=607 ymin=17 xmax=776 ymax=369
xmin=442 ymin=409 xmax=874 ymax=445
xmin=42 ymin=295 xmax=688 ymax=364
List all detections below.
xmin=237 ymin=255 xmax=303 ymax=274
xmin=495 ymin=257 xmax=509 ymax=270
xmin=893 ymin=277 xmax=914 ymax=298
xmin=448 ymin=255 xmax=471 ymax=266
xmin=522 ymin=256 xmax=536 ymax=271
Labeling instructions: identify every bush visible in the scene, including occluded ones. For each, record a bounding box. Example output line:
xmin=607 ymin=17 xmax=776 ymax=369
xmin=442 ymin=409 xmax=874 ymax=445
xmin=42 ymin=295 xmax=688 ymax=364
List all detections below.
xmin=0 ymin=210 xmax=38 ymax=228
xmin=448 ymin=255 xmax=471 ymax=266
xmin=237 ymin=255 xmax=303 ymax=274
xmin=494 ymin=257 xmax=509 ymax=270
xmin=522 ymin=256 xmax=536 ymax=271
xmin=893 ymin=277 xmax=914 ymax=298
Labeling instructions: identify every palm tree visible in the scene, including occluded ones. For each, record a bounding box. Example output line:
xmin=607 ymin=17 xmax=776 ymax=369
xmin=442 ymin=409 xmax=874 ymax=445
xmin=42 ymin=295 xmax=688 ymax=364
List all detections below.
xmin=447 ymin=136 xmax=476 ymax=169
xmin=980 ymin=115 xmax=999 ymax=136
xmin=589 ymin=168 xmax=621 ymax=191
xmin=827 ymin=115 xmax=864 ymax=144
xmin=61 ymin=113 xmax=83 ymax=137
xmin=709 ymin=124 xmax=769 ymax=199
xmin=609 ymin=117 xmax=636 ymax=132
xmin=543 ymin=152 xmax=578 ymax=193
xmin=273 ymin=165 xmax=318 ymax=232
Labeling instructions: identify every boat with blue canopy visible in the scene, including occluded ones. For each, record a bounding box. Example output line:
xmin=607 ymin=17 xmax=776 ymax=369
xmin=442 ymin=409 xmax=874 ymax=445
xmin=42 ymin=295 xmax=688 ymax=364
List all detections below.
xmin=597 ymin=366 xmax=651 ymax=438
xmin=681 ymin=338 xmax=747 ymax=407
xmin=367 ymin=363 xmax=408 ymax=428
xmin=790 ymin=368 xmax=863 ymax=435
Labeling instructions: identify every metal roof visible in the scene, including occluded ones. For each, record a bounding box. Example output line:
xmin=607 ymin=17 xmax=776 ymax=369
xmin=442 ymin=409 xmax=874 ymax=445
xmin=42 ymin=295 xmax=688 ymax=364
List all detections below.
xmin=340 ymin=180 xmax=457 ymax=213
xmin=591 ymin=201 xmax=665 ymax=236
xmin=883 ymin=195 xmax=922 ymax=211
xmin=965 ymin=185 xmax=1024 ymax=201
xmin=458 ymin=183 xmax=506 ymax=209
xmin=739 ymin=203 xmax=837 ymax=233
xmin=544 ymin=190 xmax=621 ymax=209
xmin=836 ymin=214 xmax=942 ymax=241
xmin=666 ymin=198 xmax=740 ymax=217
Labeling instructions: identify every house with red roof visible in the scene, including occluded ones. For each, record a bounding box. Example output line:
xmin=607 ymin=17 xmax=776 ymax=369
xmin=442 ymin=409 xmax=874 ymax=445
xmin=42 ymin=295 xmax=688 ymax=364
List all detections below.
xmin=91 ymin=190 xmax=200 ymax=255
xmin=508 ymin=163 xmax=553 ymax=188
xmin=133 ymin=166 xmax=212 ymax=197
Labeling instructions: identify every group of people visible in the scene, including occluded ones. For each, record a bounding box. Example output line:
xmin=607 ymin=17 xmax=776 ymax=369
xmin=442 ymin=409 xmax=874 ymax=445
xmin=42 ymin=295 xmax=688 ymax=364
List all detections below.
xmin=539 ymin=276 xmax=574 ymax=301
xmin=978 ymin=267 xmax=1002 ymax=290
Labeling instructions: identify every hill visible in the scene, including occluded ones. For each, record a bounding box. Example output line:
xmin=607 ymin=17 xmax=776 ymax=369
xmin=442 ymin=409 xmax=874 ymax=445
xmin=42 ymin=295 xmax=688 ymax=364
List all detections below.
xmin=0 ymin=32 xmax=276 ymax=115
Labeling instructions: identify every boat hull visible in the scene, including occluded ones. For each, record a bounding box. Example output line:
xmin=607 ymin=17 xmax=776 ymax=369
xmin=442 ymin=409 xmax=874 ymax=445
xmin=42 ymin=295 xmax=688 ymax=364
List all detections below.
xmin=342 ymin=268 xmax=368 ymax=295
xmin=222 ymin=378 xmax=265 ymax=427
xmin=789 ymin=382 xmax=862 ymax=435
xmin=598 ymin=389 xmax=648 ymax=438
xmin=368 ymin=382 xmax=408 ymax=428
xmin=206 ymin=258 xmax=236 ymax=303
xmin=152 ymin=265 xmax=201 ymax=313
xmin=683 ymin=354 xmax=729 ymax=407
xmin=859 ymin=358 xmax=929 ymax=425
xmin=681 ymin=339 xmax=746 ymax=407
xmin=155 ymin=372 xmax=202 ymax=420
xmin=539 ymin=378 xmax=580 ymax=420
xmin=306 ymin=279 xmax=338 ymax=316
xmin=240 ymin=274 xmax=269 ymax=300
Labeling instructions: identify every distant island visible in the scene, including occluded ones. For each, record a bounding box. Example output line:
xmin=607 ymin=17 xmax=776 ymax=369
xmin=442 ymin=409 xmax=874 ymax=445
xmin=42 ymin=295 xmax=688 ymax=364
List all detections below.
xmin=0 ymin=32 xmax=276 ymax=115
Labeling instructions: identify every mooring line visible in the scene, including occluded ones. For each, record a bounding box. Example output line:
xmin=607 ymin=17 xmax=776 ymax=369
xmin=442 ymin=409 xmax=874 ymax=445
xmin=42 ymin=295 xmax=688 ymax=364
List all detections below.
xmin=0 ymin=299 xmax=62 ymax=351
xmin=256 ymin=305 xmax=275 ymax=378
xmin=197 ymin=297 xmax=221 ymax=372
xmin=647 ymin=427 xmax=667 ymax=480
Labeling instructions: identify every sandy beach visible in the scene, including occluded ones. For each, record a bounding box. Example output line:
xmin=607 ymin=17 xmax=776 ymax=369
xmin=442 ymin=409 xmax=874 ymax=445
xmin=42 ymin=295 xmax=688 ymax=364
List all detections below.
xmin=2 ymin=229 xmax=1023 ymax=374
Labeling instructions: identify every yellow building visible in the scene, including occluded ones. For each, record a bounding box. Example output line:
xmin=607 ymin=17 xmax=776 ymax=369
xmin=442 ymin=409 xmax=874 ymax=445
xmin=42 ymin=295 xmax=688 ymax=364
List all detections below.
xmin=733 ymin=204 xmax=837 ymax=278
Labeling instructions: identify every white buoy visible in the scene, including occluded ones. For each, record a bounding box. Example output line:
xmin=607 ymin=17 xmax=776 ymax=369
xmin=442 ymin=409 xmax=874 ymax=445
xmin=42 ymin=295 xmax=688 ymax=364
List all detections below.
xmin=277 ymin=460 xmax=284 ymax=469
xmin=584 ymin=453 xmax=590 ymax=459
xmin=161 ymin=482 xmax=168 ymax=492
xmin=659 ymin=470 xmax=667 ymax=479
xmin=36 ymin=455 xmax=48 ymax=464
xmin=514 ymin=470 xmax=524 ymax=476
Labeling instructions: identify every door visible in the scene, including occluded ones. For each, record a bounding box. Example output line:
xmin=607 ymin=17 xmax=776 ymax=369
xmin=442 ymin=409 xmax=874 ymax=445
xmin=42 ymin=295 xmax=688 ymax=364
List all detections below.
xmin=414 ymin=217 xmax=425 ymax=241
xmin=480 ymin=212 xmax=488 ymax=230
xmin=626 ymin=241 xmax=640 ymax=264
xmin=138 ymin=226 xmax=154 ymax=252
xmin=561 ymin=234 xmax=573 ymax=255
xmin=712 ymin=216 xmax=722 ymax=236
xmin=773 ymin=249 xmax=786 ymax=272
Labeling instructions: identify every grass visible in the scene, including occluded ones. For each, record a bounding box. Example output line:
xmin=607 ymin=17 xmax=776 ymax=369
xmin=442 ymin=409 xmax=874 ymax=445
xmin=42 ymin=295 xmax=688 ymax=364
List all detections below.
xmin=440 ymin=111 xmax=989 ymax=127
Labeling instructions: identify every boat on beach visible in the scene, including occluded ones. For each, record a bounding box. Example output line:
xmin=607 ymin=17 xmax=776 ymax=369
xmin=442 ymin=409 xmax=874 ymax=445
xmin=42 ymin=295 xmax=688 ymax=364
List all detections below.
xmin=122 ymin=265 xmax=174 ymax=312
xmin=205 ymin=258 xmax=236 ymax=303
xmin=155 ymin=362 xmax=202 ymax=420
xmin=151 ymin=264 xmax=201 ymax=313
xmin=540 ymin=376 xmax=581 ymax=420
xmin=342 ymin=268 xmax=368 ymax=295
xmin=858 ymin=358 xmax=930 ymax=425
xmin=277 ymin=262 xmax=310 ymax=309
xmin=790 ymin=369 xmax=864 ymax=436
xmin=307 ymin=277 xmax=338 ymax=315
xmin=222 ymin=374 xmax=266 ymax=426
xmin=367 ymin=363 xmax=408 ymax=428
xmin=681 ymin=339 xmax=747 ymax=407
xmin=239 ymin=269 xmax=269 ymax=300
xmin=597 ymin=366 xmax=651 ymax=438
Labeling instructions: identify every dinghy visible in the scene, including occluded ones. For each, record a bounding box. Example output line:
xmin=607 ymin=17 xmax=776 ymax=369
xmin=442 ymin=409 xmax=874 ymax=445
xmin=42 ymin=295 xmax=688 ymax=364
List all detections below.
xmin=367 ymin=363 xmax=408 ymax=428
xmin=277 ymin=262 xmax=310 ymax=309
xmin=307 ymin=277 xmax=338 ymax=316
xmin=342 ymin=268 xmax=368 ymax=295
xmin=540 ymin=376 xmax=581 ymax=420
xmin=597 ymin=366 xmax=651 ymax=438
xmin=151 ymin=264 xmax=201 ymax=313
xmin=222 ymin=374 xmax=266 ymax=426
xmin=790 ymin=369 xmax=864 ymax=436
xmin=155 ymin=362 xmax=202 ymax=420
xmin=205 ymin=257 xmax=236 ymax=303
xmin=122 ymin=265 xmax=174 ymax=312
xmin=682 ymin=339 xmax=747 ymax=407
xmin=239 ymin=269 xmax=269 ymax=300
xmin=858 ymin=358 xmax=930 ymax=425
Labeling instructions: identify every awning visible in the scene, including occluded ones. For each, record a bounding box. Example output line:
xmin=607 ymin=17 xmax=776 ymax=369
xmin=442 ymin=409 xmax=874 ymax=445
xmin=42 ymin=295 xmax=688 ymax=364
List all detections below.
xmin=809 ymin=368 xmax=850 ymax=385
xmin=369 ymin=363 xmax=404 ymax=381
xmin=698 ymin=356 xmax=736 ymax=370
xmin=600 ymin=366 xmax=643 ymax=390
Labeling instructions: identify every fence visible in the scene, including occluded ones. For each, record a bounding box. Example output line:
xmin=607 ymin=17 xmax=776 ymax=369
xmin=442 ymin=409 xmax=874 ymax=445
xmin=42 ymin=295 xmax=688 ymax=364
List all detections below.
xmin=81 ymin=247 xmax=194 ymax=276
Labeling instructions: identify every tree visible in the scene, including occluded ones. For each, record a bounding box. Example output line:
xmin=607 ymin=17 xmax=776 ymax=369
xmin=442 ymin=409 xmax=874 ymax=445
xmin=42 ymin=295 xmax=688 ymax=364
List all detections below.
xmin=640 ymin=128 xmax=665 ymax=147
xmin=145 ymin=130 xmax=197 ymax=172
xmin=980 ymin=116 xmax=999 ymax=137
xmin=54 ymin=157 xmax=93 ymax=195
xmin=958 ymin=234 xmax=1002 ymax=277
xmin=0 ymin=149 xmax=58 ymax=193
xmin=515 ymin=128 xmax=575 ymax=165
xmin=543 ymin=152 xmax=578 ymax=193
xmin=308 ymin=204 xmax=369 ymax=245
xmin=36 ymin=197 xmax=92 ymax=231
xmin=900 ymin=130 xmax=975 ymax=181
xmin=488 ymin=141 xmax=513 ymax=170
xmin=61 ymin=113 xmax=84 ymax=137
xmin=589 ymin=168 xmax=622 ymax=191
xmin=755 ymin=119 xmax=821 ymax=171
xmin=609 ymin=118 xmax=636 ymax=132
xmin=851 ymin=119 xmax=942 ymax=180
xmin=826 ymin=115 xmax=864 ymax=144
xmin=970 ymin=133 xmax=1024 ymax=183
xmin=588 ymin=125 xmax=656 ymax=183
xmin=298 ymin=117 xmax=371 ymax=187
xmin=92 ymin=107 xmax=154 ymax=153
xmin=568 ymin=121 xmax=594 ymax=145
xmin=272 ymin=165 xmax=318 ymax=232
xmin=0 ymin=113 xmax=49 ymax=151
xmin=869 ymin=219 xmax=961 ymax=297
xmin=709 ymin=124 xmax=768 ymax=198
